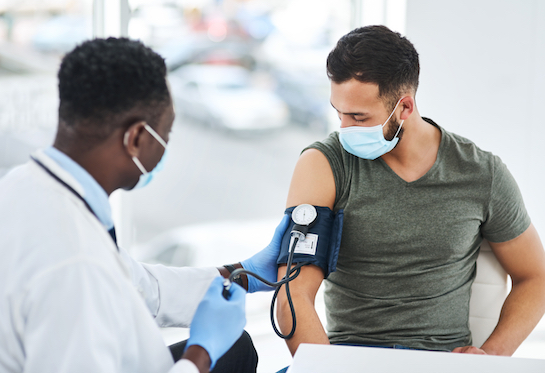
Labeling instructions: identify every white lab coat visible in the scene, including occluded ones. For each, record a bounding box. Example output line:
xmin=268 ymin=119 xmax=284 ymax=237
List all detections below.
xmin=0 ymin=150 xmax=219 ymax=373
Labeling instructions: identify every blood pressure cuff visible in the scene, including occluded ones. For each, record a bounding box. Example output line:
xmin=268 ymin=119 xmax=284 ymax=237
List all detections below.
xmin=276 ymin=206 xmax=344 ymax=279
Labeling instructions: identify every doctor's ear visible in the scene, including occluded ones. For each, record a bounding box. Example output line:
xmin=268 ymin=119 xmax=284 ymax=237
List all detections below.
xmin=123 ymin=121 xmax=147 ymax=157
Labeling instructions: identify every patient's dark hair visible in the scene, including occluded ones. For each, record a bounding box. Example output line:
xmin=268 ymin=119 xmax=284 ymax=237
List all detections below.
xmin=327 ymin=25 xmax=420 ymax=110
xmin=58 ymin=37 xmax=170 ymax=138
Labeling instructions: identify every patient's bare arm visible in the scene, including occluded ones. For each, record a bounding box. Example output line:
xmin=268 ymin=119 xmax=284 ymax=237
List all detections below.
xmin=277 ymin=149 xmax=335 ymax=355
xmin=454 ymin=224 xmax=545 ymax=356
xmin=277 ymin=264 xmax=329 ymax=355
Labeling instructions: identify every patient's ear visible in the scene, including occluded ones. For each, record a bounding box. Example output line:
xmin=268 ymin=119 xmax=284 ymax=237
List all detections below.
xmin=399 ymin=96 xmax=415 ymax=120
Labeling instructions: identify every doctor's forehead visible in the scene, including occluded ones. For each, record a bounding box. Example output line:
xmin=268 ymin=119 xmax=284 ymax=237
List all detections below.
xmin=330 ymin=80 xmax=384 ymax=113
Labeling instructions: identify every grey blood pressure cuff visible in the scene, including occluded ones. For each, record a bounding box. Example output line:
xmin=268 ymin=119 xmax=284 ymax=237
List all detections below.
xmin=276 ymin=206 xmax=344 ymax=279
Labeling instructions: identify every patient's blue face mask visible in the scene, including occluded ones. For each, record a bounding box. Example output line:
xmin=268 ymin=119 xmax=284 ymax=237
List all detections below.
xmin=339 ymin=98 xmax=404 ymax=160
xmin=125 ymin=123 xmax=168 ymax=189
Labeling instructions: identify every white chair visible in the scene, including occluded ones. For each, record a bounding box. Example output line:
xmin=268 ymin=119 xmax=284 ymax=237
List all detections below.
xmin=469 ymin=240 xmax=509 ymax=347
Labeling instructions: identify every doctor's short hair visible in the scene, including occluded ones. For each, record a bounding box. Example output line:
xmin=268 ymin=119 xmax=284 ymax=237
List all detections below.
xmin=326 ymin=25 xmax=420 ymax=110
xmin=57 ymin=37 xmax=170 ymax=137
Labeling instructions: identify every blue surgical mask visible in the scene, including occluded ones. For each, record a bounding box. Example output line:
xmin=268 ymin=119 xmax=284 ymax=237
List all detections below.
xmin=126 ymin=123 xmax=168 ymax=189
xmin=339 ymin=98 xmax=404 ymax=160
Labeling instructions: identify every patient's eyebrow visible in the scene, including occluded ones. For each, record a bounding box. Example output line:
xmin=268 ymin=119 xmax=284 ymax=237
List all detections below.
xmin=330 ymin=102 xmax=369 ymax=117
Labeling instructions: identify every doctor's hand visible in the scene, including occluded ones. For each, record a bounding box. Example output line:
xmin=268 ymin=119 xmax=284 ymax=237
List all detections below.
xmin=241 ymin=214 xmax=290 ymax=293
xmin=185 ymin=277 xmax=247 ymax=371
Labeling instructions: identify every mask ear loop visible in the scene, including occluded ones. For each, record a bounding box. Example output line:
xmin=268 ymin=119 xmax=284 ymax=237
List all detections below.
xmin=140 ymin=124 xmax=167 ymax=174
xmin=131 ymin=157 xmax=149 ymax=175
xmin=392 ymin=119 xmax=404 ymax=139
xmin=382 ymin=98 xmax=405 ymax=140
xmin=381 ymin=98 xmax=404 ymax=128
xmin=144 ymin=123 xmax=168 ymax=148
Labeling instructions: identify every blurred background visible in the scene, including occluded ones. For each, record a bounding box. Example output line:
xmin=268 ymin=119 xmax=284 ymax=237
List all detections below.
xmin=1 ymin=0 xmax=545 ymax=371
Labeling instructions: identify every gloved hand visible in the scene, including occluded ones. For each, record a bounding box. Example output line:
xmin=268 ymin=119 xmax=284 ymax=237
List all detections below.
xmin=240 ymin=214 xmax=290 ymax=293
xmin=186 ymin=276 xmax=246 ymax=370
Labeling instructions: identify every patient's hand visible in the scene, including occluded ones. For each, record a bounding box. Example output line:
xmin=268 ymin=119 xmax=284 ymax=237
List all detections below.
xmin=451 ymin=346 xmax=487 ymax=354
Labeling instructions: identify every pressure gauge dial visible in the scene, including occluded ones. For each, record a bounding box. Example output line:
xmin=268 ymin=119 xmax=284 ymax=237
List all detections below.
xmin=292 ymin=204 xmax=317 ymax=226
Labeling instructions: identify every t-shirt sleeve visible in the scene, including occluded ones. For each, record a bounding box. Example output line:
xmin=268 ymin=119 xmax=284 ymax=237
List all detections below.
xmin=481 ymin=155 xmax=531 ymax=243
xmin=303 ymin=132 xmax=347 ymax=206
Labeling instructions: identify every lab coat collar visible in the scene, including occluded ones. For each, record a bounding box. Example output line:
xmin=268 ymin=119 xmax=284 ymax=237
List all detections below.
xmin=30 ymin=149 xmax=123 ymax=257
xmin=32 ymin=149 xmax=85 ymax=197
xmin=41 ymin=147 xmax=114 ymax=230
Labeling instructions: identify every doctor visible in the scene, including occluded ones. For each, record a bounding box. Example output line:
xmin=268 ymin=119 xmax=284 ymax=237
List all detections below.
xmin=0 ymin=38 xmax=287 ymax=373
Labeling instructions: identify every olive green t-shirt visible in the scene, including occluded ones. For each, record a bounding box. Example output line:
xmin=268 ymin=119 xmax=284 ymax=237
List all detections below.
xmin=306 ymin=119 xmax=530 ymax=351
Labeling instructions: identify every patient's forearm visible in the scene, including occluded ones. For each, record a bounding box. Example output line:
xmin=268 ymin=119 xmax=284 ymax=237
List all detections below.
xmin=277 ymin=282 xmax=330 ymax=355
xmin=481 ymin=226 xmax=545 ymax=356
xmin=480 ymin=276 xmax=545 ymax=355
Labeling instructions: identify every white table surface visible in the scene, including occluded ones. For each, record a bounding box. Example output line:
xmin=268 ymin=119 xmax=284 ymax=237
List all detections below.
xmin=287 ymin=343 xmax=545 ymax=373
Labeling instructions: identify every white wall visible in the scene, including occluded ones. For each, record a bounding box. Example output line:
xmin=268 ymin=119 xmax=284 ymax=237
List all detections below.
xmin=405 ymin=0 xmax=545 ymax=238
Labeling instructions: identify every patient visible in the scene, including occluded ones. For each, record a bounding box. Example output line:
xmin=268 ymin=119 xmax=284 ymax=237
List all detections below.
xmin=276 ymin=25 xmax=545 ymax=356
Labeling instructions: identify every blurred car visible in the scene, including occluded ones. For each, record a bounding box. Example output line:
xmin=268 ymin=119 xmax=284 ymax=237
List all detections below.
xmin=168 ymin=64 xmax=289 ymax=132
xmin=158 ymin=37 xmax=257 ymax=71
xmin=272 ymin=67 xmax=332 ymax=133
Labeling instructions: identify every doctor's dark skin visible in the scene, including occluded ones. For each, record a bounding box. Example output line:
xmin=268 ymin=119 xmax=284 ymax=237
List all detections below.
xmin=53 ymin=41 xmax=216 ymax=369
xmin=53 ymin=101 xmax=215 ymax=372
xmin=53 ymin=38 xmax=253 ymax=372
xmin=53 ymin=103 xmax=175 ymax=196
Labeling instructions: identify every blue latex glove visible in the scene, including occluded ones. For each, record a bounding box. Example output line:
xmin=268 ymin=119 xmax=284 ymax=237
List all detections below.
xmin=240 ymin=214 xmax=290 ymax=293
xmin=186 ymin=276 xmax=246 ymax=370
